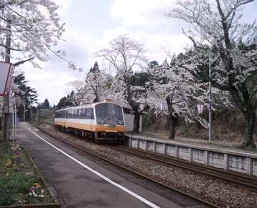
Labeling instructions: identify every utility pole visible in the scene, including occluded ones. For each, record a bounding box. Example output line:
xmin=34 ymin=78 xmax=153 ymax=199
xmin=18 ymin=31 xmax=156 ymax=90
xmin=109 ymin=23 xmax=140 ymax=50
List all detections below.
xmin=3 ymin=17 xmax=11 ymax=141
xmin=23 ymin=98 xmax=26 ymax=121
xmin=208 ymin=51 xmax=212 ymax=143
xmin=13 ymin=97 xmax=16 ymax=141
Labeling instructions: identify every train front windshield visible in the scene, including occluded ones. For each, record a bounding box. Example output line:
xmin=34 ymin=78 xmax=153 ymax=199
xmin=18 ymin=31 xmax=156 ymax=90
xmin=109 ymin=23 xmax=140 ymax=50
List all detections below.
xmin=95 ymin=103 xmax=124 ymax=126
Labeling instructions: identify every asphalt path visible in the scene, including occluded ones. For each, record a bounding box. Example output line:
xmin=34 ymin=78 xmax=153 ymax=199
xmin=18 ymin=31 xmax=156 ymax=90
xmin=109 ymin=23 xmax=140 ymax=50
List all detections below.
xmin=16 ymin=122 xmax=207 ymax=208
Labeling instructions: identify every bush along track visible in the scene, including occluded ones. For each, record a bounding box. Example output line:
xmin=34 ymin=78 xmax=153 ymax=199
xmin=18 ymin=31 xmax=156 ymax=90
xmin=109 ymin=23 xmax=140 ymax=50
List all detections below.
xmin=0 ymin=142 xmax=60 ymax=208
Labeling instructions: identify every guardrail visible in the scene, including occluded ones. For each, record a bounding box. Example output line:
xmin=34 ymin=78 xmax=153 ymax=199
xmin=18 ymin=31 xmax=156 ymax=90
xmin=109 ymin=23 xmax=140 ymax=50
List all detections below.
xmin=126 ymin=134 xmax=257 ymax=177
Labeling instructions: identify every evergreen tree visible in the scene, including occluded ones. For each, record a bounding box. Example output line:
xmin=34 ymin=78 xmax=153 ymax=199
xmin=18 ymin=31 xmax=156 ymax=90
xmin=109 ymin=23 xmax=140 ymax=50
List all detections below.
xmin=40 ymin=99 xmax=50 ymax=109
xmin=56 ymin=91 xmax=77 ymax=109
xmin=90 ymin=61 xmax=100 ymax=73
xmin=14 ymin=73 xmax=38 ymax=120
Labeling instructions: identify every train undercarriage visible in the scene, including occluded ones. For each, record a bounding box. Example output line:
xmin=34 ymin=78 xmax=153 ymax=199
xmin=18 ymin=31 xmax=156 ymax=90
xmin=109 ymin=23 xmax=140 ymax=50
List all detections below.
xmin=55 ymin=125 xmax=126 ymax=144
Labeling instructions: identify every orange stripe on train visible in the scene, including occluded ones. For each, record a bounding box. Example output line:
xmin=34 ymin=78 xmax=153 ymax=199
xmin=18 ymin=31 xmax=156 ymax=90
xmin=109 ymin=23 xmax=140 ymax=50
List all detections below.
xmin=55 ymin=121 xmax=125 ymax=133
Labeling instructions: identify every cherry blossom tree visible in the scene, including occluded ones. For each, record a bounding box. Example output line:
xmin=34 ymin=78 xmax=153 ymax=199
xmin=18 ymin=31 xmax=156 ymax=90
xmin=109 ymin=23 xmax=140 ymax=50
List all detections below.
xmin=147 ymin=58 xmax=210 ymax=139
xmin=97 ymin=35 xmax=149 ymax=133
xmin=75 ymin=62 xmax=112 ymax=105
xmin=0 ymin=0 xmax=79 ymax=69
xmin=168 ymin=0 xmax=257 ymax=147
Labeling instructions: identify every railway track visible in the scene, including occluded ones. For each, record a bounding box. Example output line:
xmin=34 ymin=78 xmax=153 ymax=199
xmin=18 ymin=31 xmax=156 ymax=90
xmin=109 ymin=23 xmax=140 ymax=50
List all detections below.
xmin=36 ymin=125 xmax=257 ymax=208
xmin=113 ymin=146 xmax=257 ymax=192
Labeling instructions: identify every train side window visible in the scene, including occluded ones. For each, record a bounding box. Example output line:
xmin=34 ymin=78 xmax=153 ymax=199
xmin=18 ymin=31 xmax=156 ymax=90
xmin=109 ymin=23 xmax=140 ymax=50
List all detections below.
xmin=73 ymin=109 xmax=75 ymax=118
xmin=76 ymin=109 xmax=79 ymax=118
xmin=88 ymin=108 xmax=94 ymax=119
xmin=83 ymin=108 xmax=88 ymax=119
xmin=85 ymin=108 xmax=90 ymax=119
xmin=85 ymin=108 xmax=89 ymax=119
xmin=82 ymin=109 xmax=85 ymax=119
xmin=83 ymin=109 xmax=86 ymax=118
xmin=78 ymin=109 xmax=81 ymax=119
xmin=73 ymin=109 xmax=76 ymax=118
xmin=69 ymin=109 xmax=72 ymax=118
xmin=70 ymin=109 xmax=74 ymax=118
xmin=81 ymin=108 xmax=86 ymax=119
xmin=77 ymin=108 xmax=94 ymax=119
xmin=75 ymin=109 xmax=78 ymax=119
xmin=56 ymin=111 xmax=65 ymax=118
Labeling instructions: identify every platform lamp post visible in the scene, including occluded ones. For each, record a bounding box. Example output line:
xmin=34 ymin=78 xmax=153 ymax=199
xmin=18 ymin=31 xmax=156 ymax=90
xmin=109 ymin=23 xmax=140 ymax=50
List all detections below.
xmin=9 ymin=89 xmax=17 ymax=142
xmin=23 ymin=98 xmax=26 ymax=121
xmin=13 ymin=93 xmax=16 ymax=141
xmin=20 ymin=89 xmax=29 ymax=122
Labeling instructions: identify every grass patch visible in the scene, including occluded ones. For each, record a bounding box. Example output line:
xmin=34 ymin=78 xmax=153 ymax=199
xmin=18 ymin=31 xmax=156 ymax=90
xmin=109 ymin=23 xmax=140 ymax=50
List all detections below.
xmin=0 ymin=173 xmax=37 ymax=206
xmin=0 ymin=142 xmax=53 ymax=206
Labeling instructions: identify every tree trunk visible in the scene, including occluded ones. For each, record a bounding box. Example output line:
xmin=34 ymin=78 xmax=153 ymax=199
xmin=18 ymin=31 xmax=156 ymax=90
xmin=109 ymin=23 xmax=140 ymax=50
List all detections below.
xmin=168 ymin=113 xmax=178 ymax=140
xmin=166 ymin=95 xmax=179 ymax=140
xmin=133 ymin=112 xmax=140 ymax=133
xmin=93 ymin=90 xmax=100 ymax=103
xmin=242 ymin=111 xmax=256 ymax=148
xmin=3 ymin=18 xmax=11 ymax=141
xmin=3 ymin=113 xmax=9 ymax=141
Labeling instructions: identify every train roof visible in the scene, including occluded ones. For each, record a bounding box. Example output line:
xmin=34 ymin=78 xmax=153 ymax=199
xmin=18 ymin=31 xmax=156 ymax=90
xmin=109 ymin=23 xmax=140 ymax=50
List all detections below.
xmin=55 ymin=100 xmax=122 ymax=112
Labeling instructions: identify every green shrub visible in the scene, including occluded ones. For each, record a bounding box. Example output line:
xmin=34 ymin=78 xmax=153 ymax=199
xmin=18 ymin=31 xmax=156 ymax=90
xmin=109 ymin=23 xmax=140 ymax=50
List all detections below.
xmin=0 ymin=173 xmax=37 ymax=206
xmin=142 ymin=111 xmax=156 ymax=129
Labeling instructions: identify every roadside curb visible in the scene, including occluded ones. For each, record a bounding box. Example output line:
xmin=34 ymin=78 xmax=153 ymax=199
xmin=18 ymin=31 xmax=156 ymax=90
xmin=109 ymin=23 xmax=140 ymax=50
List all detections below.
xmin=26 ymin=149 xmax=61 ymax=207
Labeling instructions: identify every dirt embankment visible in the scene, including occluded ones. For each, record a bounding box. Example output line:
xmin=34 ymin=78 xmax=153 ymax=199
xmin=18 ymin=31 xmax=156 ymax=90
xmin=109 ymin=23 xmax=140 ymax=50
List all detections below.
xmin=142 ymin=109 xmax=256 ymax=145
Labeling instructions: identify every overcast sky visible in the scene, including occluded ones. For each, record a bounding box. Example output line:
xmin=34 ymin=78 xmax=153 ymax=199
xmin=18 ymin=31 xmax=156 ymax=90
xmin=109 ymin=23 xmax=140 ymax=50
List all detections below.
xmin=17 ymin=0 xmax=257 ymax=106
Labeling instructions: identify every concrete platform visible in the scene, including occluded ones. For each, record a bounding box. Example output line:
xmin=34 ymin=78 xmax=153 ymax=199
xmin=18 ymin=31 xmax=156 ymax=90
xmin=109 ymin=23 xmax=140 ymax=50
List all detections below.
xmin=15 ymin=122 xmax=202 ymax=208
xmin=126 ymin=133 xmax=257 ymax=177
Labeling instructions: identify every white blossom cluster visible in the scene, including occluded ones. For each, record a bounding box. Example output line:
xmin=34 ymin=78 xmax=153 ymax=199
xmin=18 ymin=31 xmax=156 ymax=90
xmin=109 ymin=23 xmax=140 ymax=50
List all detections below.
xmin=146 ymin=58 xmax=210 ymax=128
xmin=0 ymin=0 xmax=81 ymax=70
xmin=75 ymin=69 xmax=112 ymax=105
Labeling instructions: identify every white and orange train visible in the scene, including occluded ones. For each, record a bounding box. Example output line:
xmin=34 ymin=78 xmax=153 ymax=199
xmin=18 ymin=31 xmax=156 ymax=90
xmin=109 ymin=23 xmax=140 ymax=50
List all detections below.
xmin=54 ymin=100 xmax=126 ymax=141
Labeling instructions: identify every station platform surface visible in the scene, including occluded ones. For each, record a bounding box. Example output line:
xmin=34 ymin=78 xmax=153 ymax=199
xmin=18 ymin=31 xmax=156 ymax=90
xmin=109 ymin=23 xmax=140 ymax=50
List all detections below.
xmin=126 ymin=131 xmax=257 ymax=157
xmin=15 ymin=122 xmax=187 ymax=208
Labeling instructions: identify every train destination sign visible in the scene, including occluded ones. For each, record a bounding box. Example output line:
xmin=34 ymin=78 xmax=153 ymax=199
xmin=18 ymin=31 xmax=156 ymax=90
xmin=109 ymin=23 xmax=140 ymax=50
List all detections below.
xmin=0 ymin=62 xmax=14 ymax=96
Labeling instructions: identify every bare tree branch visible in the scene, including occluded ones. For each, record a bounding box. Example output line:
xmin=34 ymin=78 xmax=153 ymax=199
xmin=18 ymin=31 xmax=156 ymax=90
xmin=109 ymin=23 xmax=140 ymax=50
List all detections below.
xmin=14 ymin=57 xmax=34 ymax=66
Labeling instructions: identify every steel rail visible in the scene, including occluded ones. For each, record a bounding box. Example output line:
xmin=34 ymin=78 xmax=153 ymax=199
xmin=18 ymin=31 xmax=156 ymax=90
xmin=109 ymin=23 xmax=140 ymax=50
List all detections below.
xmin=113 ymin=146 xmax=257 ymax=193
xmin=36 ymin=126 xmax=218 ymax=208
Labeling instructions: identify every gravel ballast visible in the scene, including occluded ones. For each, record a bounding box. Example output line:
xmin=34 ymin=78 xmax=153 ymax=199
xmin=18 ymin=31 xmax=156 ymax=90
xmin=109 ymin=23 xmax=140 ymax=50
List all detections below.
xmin=38 ymin=124 xmax=257 ymax=208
